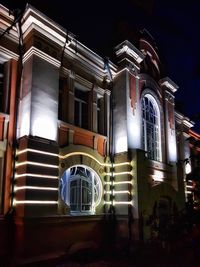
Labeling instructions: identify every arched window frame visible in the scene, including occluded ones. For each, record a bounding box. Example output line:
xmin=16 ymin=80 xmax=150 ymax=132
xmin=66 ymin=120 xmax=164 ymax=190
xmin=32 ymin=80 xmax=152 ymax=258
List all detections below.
xmin=60 ymin=165 xmax=102 ymax=215
xmin=141 ymin=92 xmax=162 ymax=161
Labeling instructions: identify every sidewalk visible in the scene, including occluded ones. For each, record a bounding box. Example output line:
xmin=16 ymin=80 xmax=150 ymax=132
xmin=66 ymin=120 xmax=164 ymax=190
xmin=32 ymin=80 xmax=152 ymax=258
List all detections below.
xmin=18 ymin=241 xmax=200 ymax=267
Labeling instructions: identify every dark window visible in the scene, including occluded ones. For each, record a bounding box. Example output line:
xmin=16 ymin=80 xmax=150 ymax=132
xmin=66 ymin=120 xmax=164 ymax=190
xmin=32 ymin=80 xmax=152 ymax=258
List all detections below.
xmin=74 ymin=88 xmax=88 ymax=129
xmin=97 ymin=96 xmax=104 ymax=135
xmin=0 ymin=63 xmax=4 ymax=112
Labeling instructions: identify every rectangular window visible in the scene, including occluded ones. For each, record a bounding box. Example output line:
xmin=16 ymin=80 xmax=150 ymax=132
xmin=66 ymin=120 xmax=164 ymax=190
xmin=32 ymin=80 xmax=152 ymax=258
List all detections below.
xmin=97 ymin=96 xmax=104 ymax=135
xmin=0 ymin=63 xmax=4 ymax=112
xmin=74 ymin=88 xmax=88 ymax=129
xmin=0 ymin=61 xmax=10 ymax=114
xmin=0 ymin=157 xmax=2 ymax=213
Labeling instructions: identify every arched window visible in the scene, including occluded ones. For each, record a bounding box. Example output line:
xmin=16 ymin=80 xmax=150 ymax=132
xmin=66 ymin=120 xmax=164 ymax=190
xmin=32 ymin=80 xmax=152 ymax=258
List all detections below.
xmin=142 ymin=94 xmax=161 ymax=161
xmin=60 ymin=165 xmax=102 ymax=215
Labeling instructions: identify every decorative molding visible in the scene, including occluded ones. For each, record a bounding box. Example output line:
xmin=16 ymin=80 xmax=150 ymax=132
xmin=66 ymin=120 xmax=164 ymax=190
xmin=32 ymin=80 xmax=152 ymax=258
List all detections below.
xmin=23 ymin=46 xmax=60 ymax=67
xmin=159 ymin=77 xmax=178 ymax=93
xmin=115 ymin=40 xmax=144 ymax=64
xmin=0 ymin=46 xmax=19 ymax=62
xmin=175 ymin=111 xmax=194 ymax=128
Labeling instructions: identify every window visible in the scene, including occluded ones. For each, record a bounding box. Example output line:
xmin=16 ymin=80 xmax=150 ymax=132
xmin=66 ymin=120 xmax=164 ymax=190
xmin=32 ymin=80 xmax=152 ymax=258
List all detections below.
xmin=97 ymin=95 xmax=104 ymax=135
xmin=60 ymin=165 xmax=102 ymax=214
xmin=142 ymin=94 xmax=161 ymax=161
xmin=74 ymin=88 xmax=88 ymax=129
xmin=0 ymin=63 xmax=4 ymax=112
xmin=0 ymin=61 xmax=10 ymax=114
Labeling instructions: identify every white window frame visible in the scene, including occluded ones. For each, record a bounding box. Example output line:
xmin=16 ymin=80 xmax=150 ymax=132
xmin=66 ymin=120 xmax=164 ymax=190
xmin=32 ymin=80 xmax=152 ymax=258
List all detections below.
xmin=60 ymin=165 xmax=102 ymax=215
xmin=74 ymin=87 xmax=89 ymax=129
xmin=142 ymin=93 xmax=162 ymax=161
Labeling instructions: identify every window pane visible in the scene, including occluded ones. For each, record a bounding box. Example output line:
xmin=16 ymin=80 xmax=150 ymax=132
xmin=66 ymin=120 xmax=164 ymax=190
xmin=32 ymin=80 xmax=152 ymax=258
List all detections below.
xmin=0 ymin=63 xmax=4 ymax=112
xmin=74 ymin=88 xmax=88 ymax=129
xmin=74 ymin=100 xmax=80 ymax=126
xmin=142 ymin=95 xmax=161 ymax=161
xmin=81 ymin=102 xmax=88 ymax=129
xmin=60 ymin=165 xmax=102 ymax=215
xmin=70 ymin=180 xmax=79 ymax=211
xmin=81 ymin=180 xmax=92 ymax=211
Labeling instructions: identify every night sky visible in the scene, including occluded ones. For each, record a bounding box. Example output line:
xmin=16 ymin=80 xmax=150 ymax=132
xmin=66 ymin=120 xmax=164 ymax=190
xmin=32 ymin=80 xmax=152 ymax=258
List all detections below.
xmin=2 ymin=0 xmax=200 ymax=132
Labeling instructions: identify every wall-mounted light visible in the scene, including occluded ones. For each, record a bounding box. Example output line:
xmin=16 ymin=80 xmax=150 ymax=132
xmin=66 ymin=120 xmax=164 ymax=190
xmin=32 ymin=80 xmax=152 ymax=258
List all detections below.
xmin=185 ymin=160 xmax=191 ymax=174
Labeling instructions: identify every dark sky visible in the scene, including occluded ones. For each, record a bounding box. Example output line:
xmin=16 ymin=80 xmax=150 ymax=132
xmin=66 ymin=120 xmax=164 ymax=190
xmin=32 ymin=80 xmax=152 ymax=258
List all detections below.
xmin=2 ymin=0 xmax=200 ymax=132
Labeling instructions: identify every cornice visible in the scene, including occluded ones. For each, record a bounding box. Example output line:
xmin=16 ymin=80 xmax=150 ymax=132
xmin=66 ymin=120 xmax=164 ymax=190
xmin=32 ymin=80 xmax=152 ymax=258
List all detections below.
xmin=23 ymin=46 xmax=60 ymax=68
xmin=21 ymin=4 xmax=117 ymax=82
xmin=159 ymin=77 xmax=178 ymax=93
xmin=0 ymin=4 xmax=14 ymax=20
xmin=175 ymin=111 xmax=194 ymax=128
xmin=0 ymin=6 xmax=19 ymax=43
xmin=75 ymin=74 xmax=93 ymax=90
xmin=0 ymin=46 xmax=19 ymax=61
xmin=115 ymin=40 xmax=145 ymax=64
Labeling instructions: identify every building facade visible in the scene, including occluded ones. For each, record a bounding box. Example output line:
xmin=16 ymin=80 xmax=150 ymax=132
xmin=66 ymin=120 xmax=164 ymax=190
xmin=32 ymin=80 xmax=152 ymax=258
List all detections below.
xmin=0 ymin=3 xmax=198 ymax=264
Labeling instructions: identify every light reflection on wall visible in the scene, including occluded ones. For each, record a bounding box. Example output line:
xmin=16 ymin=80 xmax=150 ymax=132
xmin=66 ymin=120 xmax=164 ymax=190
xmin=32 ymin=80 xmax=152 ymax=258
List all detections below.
xmin=152 ymin=170 xmax=164 ymax=182
xmin=18 ymin=94 xmax=31 ymax=138
xmin=168 ymin=134 xmax=177 ymax=162
xmin=32 ymin=115 xmax=57 ymax=140
xmin=127 ymin=118 xmax=141 ymax=149
xmin=115 ymin=136 xmax=127 ymax=154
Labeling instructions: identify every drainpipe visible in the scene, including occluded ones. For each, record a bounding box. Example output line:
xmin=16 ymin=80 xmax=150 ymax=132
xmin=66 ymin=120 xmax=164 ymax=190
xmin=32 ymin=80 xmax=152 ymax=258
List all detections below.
xmin=8 ymin=7 xmax=25 ymax=212
xmin=104 ymin=57 xmax=114 ymax=212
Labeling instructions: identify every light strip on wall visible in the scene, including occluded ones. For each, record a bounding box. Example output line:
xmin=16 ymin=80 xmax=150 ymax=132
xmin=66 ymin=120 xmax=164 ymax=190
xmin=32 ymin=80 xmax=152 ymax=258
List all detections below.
xmin=113 ymin=190 xmax=130 ymax=194
xmin=185 ymin=191 xmax=192 ymax=194
xmin=114 ymin=171 xmax=133 ymax=176
xmin=114 ymin=201 xmax=133 ymax=205
xmin=17 ymin=148 xmax=58 ymax=157
xmin=104 ymin=181 xmax=132 ymax=185
xmin=15 ymin=173 xmax=58 ymax=179
xmin=60 ymin=152 xmax=132 ymax=169
xmin=104 ymin=201 xmax=112 ymax=205
xmin=16 ymin=161 xmax=59 ymax=169
xmin=114 ymin=181 xmax=133 ymax=185
xmin=59 ymin=152 xmax=112 ymax=167
xmin=104 ymin=191 xmax=112 ymax=194
xmin=106 ymin=171 xmax=133 ymax=176
xmin=14 ymin=200 xmax=58 ymax=205
xmin=113 ymin=162 xmax=132 ymax=167
xmin=186 ymin=185 xmax=193 ymax=189
xmin=14 ymin=186 xmax=58 ymax=192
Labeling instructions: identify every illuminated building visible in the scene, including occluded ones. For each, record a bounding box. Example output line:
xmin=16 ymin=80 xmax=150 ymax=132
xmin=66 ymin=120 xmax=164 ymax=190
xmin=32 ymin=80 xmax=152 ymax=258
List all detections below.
xmin=0 ymin=3 xmax=198 ymax=264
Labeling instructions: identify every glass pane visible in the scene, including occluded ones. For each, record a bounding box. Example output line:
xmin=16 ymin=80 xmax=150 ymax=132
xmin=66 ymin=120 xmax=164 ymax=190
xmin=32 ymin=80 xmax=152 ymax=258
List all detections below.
xmin=0 ymin=63 xmax=4 ymax=112
xmin=81 ymin=180 xmax=92 ymax=211
xmin=74 ymin=100 xmax=80 ymax=126
xmin=70 ymin=180 xmax=79 ymax=211
xmin=142 ymin=95 xmax=160 ymax=161
xmin=81 ymin=102 xmax=88 ymax=129
xmin=60 ymin=165 xmax=102 ymax=215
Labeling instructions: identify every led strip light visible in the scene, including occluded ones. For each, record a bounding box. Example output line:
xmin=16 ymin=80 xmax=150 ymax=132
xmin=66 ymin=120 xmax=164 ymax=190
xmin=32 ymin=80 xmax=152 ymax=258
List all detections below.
xmin=104 ymin=181 xmax=132 ymax=185
xmin=104 ymin=201 xmax=133 ymax=206
xmin=16 ymin=161 xmax=59 ymax=168
xmin=105 ymin=190 xmax=130 ymax=195
xmin=17 ymin=148 xmax=58 ymax=157
xmin=14 ymin=186 xmax=58 ymax=192
xmin=14 ymin=200 xmax=58 ymax=205
xmin=15 ymin=173 xmax=58 ymax=179
xmin=59 ymin=152 xmax=132 ymax=168
xmin=105 ymin=171 xmax=132 ymax=176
